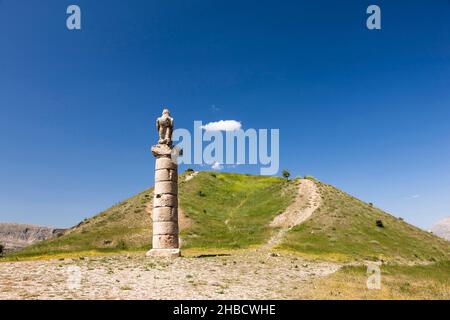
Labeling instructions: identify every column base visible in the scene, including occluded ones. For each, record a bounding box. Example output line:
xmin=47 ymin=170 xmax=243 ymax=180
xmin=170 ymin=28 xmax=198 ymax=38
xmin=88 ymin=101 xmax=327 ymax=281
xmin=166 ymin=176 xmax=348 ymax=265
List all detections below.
xmin=146 ymin=248 xmax=181 ymax=257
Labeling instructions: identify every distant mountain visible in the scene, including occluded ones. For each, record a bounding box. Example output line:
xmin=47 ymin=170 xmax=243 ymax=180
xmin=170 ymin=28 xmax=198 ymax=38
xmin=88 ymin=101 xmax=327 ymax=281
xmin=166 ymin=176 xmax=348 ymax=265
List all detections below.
xmin=0 ymin=223 xmax=65 ymax=252
xmin=431 ymin=217 xmax=450 ymax=241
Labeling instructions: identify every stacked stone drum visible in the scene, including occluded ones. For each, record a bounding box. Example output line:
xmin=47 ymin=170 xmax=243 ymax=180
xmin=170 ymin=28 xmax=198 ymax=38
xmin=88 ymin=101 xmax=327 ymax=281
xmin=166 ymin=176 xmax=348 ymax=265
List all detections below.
xmin=147 ymin=145 xmax=180 ymax=257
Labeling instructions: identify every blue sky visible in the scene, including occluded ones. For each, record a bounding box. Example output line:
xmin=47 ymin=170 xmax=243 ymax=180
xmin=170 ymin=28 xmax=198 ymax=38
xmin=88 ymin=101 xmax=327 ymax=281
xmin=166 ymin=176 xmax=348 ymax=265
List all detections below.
xmin=0 ymin=0 xmax=449 ymax=229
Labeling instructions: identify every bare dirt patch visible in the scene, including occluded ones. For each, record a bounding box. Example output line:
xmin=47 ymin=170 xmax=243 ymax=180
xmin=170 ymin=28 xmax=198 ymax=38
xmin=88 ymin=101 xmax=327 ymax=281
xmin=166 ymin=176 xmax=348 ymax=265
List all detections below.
xmin=267 ymin=179 xmax=321 ymax=247
xmin=184 ymin=171 xmax=199 ymax=182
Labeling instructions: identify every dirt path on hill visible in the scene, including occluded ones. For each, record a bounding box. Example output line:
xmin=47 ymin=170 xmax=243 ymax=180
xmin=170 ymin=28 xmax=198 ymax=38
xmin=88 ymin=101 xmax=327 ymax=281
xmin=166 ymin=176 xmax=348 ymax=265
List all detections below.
xmin=266 ymin=179 xmax=321 ymax=248
xmin=0 ymin=250 xmax=339 ymax=300
xmin=184 ymin=171 xmax=199 ymax=181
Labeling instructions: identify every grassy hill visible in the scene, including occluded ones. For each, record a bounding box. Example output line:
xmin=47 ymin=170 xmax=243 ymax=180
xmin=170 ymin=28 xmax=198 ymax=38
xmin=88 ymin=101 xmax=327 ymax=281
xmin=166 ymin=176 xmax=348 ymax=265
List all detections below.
xmin=178 ymin=172 xmax=295 ymax=249
xmin=280 ymin=178 xmax=450 ymax=262
xmin=10 ymin=188 xmax=154 ymax=258
xmin=10 ymin=172 xmax=295 ymax=258
xmin=6 ymin=172 xmax=449 ymax=263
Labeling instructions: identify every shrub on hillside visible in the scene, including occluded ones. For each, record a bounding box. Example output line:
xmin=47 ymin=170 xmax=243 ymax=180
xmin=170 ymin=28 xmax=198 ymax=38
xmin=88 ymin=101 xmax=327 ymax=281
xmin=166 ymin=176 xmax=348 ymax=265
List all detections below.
xmin=116 ymin=240 xmax=127 ymax=250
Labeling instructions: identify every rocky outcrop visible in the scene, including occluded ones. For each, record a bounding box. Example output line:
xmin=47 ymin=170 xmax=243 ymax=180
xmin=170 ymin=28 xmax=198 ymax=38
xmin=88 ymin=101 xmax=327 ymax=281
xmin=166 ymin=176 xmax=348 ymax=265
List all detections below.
xmin=0 ymin=223 xmax=65 ymax=252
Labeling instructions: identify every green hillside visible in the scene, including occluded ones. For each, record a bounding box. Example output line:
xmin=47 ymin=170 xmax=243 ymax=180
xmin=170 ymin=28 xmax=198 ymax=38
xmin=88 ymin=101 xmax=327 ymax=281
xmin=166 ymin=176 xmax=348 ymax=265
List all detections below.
xmin=178 ymin=172 xmax=295 ymax=249
xmin=7 ymin=172 xmax=449 ymax=262
xmin=280 ymin=178 xmax=450 ymax=262
xmin=12 ymin=188 xmax=154 ymax=258
xmin=11 ymin=172 xmax=295 ymax=258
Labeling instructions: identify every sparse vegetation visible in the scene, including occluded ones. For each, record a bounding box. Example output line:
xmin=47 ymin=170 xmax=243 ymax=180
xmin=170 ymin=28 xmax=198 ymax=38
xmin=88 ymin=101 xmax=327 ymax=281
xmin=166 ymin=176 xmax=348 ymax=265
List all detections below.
xmin=120 ymin=285 xmax=132 ymax=291
xmin=280 ymin=180 xmax=450 ymax=262
xmin=116 ymin=240 xmax=127 ymax=250
xmin=305 ymin=261 xmax=450 ymax=300
xmin=197 ymin=190 xmax=206 ymax=197
xmin=376 ymin=219 xmax=384 ymax=228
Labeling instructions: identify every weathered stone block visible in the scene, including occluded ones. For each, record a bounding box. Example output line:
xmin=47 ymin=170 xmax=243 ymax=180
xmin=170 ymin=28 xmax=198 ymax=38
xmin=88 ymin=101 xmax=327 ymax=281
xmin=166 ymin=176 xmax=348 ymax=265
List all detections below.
xmin=153 ymin=221 xmax=179 ymax=235
xmin=155 ymin=157 xmax=177 ymax=170
xmin=152 ymin=234 xmax=179 ymax=249
xmin=155 ymin=169 xmax=177 ymax=182
xmin=151 ymin=144 xmax=172 ymax=157
xmin=153 ymin=194 xmax=177 ymax=207
xmin=152 ymin=207 xmax=178 ymax=222
xmin=154 ymin=181 xmax=177 ymax=195
xmin=146 ymin=248 xmax=180 ymax=257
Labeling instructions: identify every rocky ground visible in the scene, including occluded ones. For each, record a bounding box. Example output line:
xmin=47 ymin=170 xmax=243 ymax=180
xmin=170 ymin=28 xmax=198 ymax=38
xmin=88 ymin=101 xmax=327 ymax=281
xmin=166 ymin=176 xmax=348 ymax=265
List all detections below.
xmin=0 ymin=249 xmax=339 ymax=300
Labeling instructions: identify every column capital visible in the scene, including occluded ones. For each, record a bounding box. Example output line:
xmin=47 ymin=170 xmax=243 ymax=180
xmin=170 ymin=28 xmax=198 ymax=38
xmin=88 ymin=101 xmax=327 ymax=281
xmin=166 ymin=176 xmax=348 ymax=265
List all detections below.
xmin=151 ymin=144 xmax=173 ymax=157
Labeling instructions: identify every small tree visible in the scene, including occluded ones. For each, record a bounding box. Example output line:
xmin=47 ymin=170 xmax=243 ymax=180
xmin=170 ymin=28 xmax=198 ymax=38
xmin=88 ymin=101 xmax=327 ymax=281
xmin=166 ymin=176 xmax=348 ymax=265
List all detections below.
xmin=282 ymin=169 xmax=290 ymax=180
xmin=0 ymin=243 xmax=4 ymax=257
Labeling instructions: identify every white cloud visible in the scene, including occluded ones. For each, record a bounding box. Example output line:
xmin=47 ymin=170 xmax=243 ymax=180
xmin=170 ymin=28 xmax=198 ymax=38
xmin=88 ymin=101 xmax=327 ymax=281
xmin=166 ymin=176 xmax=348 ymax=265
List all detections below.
xmin=211 ymin=162 xmax=223 ymax=170
xmin=201 ymin=120 xmax=241 ymax=131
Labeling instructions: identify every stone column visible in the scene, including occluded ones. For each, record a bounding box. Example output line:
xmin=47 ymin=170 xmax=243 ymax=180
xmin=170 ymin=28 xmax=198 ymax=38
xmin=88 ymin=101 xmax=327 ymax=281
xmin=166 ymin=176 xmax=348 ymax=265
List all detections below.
xmin=146 ymin=144 xmax=181 ymax=257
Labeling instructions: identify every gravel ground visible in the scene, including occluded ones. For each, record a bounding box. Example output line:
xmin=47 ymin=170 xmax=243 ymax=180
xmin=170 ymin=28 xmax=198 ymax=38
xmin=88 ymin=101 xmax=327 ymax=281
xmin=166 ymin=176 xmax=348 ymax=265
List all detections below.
xmin=0 ymin=249 xmax=339 ymax=300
